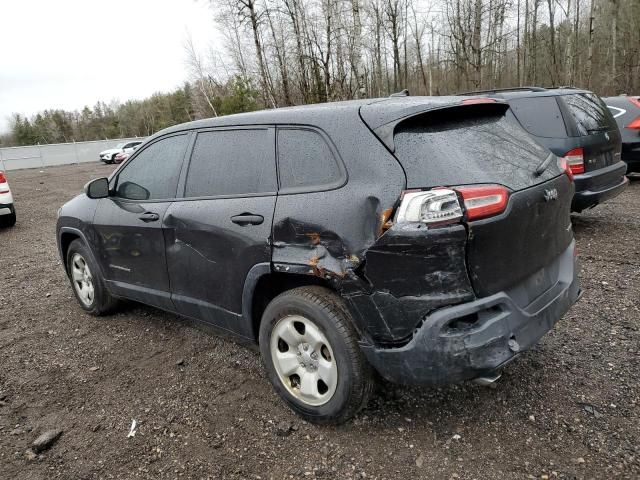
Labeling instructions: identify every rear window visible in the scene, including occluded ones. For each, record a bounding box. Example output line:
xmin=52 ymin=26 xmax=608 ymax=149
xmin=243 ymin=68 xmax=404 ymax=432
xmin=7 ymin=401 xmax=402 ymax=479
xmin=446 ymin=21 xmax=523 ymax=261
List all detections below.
xmin=392 ymin=106 xmax=555 ymax=191
xmin=507 ymin=97 xmax=567 ymax=138
xmin=562 ymin=93 xmax=614 ymax=135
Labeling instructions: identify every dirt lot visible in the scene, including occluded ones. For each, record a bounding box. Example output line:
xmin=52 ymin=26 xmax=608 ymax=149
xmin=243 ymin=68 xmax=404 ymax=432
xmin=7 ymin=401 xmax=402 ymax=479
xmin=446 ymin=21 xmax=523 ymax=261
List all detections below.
xmin=0 ymin=163 xmax=638 ymax=479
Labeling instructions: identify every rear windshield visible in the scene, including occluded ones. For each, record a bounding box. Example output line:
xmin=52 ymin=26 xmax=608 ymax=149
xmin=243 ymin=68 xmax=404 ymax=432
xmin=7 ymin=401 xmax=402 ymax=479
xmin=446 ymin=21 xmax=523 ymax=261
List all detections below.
xmin=393 ymin=106 xmax=556 ymax=191
xmin=562 ymin=93 xmax=615 ymax=135
xmin=507 ymin=96 xmax=567 ymax=138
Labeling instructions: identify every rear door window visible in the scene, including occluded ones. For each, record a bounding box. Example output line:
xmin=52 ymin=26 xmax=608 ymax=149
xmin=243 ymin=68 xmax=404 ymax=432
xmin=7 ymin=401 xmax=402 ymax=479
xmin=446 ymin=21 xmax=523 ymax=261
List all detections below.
xmin=185 ymin=129 xmax=277 ymax=197
xmin=277 ymin=128 xmax=344 ymax=192
xmin=562 ymin=93 xmax=615 ymax=135
xmin=507 ymin=96 xmax=567 ymax=138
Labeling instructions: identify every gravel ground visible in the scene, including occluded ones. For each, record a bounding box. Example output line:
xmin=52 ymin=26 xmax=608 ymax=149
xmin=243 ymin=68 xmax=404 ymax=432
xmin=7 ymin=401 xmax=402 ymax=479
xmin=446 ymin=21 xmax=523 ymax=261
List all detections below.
xmin=0 ymin=163 xmax=638 ymax=479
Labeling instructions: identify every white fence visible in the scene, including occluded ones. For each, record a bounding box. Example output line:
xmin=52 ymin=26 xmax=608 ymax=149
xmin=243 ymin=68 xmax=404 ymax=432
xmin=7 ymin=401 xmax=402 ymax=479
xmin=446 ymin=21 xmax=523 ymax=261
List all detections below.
xmin=0 ymin=137 xmax=146 ymax=171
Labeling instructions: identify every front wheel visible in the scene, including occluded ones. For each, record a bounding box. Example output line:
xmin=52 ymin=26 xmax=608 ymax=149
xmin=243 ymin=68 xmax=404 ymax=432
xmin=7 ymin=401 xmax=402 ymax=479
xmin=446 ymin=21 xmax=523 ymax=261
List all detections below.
xmin=66 ymin=239 xmax=119 ymax=315
xmin=259 ymin=286 xmax=373 ymax=424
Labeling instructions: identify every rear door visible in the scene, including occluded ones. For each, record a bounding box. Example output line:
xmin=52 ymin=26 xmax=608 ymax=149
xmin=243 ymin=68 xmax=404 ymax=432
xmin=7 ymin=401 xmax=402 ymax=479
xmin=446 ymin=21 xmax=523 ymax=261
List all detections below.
xmin=163 ymin=127 xmax=277 ymax=337
xmin=93 ymin=132 xmax=190 ymax=310
xmin=559 ymin=92 xmax=622 ymax=171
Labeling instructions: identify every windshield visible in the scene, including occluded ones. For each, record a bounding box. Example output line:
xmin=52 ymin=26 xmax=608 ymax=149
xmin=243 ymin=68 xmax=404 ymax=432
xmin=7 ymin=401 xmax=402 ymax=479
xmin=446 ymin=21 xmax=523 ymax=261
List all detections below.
xmin=116 ymin=142 xmax=126 ymax=148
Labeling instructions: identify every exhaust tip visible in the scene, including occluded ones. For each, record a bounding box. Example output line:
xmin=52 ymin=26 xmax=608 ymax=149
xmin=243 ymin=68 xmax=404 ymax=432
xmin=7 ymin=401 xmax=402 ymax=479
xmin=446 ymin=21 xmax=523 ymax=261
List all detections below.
xmin=472 ymin=372 xmax=502 ymax=388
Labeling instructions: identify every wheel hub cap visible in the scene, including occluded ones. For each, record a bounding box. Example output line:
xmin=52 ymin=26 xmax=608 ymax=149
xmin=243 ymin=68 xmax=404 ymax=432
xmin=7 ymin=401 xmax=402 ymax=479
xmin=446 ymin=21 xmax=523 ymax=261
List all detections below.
xmin=71 ymin=253 xmax=95 ymax=307
xmin=270 ymin=315 xmax=338 ymax=406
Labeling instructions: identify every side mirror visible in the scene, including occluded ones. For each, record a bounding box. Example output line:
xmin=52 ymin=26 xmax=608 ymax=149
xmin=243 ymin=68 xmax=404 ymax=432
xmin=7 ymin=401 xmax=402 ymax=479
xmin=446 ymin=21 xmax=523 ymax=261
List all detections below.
xmin=84 ymin=177 xmax=109 ymax=199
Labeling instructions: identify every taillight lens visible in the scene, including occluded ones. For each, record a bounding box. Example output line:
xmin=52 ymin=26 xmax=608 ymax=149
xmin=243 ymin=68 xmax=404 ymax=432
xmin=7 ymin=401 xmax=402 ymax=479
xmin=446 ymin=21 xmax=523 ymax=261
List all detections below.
xmin=396 ymin=189 xmax=463 ymax=225
xmin=626 ymin=117 xmax=640 ymax=130
xmin=627 ymin=96 xmax=640 ymax=109
xmin=563 ymin=147 xmax=584 ymax=175
xmin=395 ymin=185 xmax=509 ymax=225
xmin=557 ymin=157 xmax=574 ymax=181
xmin=456 ymin=185 xmax=509 ymax=221
xmin=0 ymin=171 xmax=9 ymax=194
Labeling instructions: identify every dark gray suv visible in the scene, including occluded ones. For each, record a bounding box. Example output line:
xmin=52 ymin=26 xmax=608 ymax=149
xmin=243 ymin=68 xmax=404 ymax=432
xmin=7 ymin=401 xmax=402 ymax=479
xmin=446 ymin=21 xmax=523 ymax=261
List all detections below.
xmin=460 ymin=87 xmax=628 ymax=212
xmin=57 ymin=97 xmax=581 ymax=423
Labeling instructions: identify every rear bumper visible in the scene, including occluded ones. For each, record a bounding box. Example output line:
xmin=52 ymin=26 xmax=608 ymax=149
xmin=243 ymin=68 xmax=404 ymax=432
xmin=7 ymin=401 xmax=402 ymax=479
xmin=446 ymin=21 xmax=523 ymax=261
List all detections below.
xmin=622 ymin=142 xmax=640 ymax=173
xmin=572 ymin=161 xmax=628 ymax=212
xmin=360 ymin=241 xmax=580 ymax=386
xmin=0 ymin=203 xmax=15 ymax=216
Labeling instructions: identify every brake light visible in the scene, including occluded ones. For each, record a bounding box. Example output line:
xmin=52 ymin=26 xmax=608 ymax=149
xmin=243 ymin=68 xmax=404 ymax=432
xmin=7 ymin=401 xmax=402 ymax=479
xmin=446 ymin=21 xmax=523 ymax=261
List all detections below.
xmin=0 ymin=171 xmax=9 ymax=194
xmin=626 ymin=117 xmax=640 ymax=130
xmin=456 ymin=185 xmax=509 ymax=221
xmin=563 ymin=148 xmax=584 ymax=174
xmin=462 ymin=98 xmax=497 ymax=105
xmin=627 ymin=96 xmax=640 ymax=109
xmin=557 ymin=157 xmax=574 ymax=182
xmin=395 ymin=185 xmax=509 ymax=225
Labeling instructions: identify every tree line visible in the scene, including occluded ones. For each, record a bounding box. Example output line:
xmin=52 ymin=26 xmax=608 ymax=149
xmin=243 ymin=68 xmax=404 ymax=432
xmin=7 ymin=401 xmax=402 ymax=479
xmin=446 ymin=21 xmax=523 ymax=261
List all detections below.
xmin=4 ymin=0 xmax=639 ymax=147
xmin=203 ymin=0 xmax=638 ymax=109
xmin=1 ymin=78 xmax=261 ymax=147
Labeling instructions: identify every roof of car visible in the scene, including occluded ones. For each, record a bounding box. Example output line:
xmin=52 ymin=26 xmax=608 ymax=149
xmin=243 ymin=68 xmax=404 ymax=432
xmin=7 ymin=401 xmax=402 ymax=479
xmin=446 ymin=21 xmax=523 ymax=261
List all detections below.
xmin=153 ymin=95 xmax=506 ymax=141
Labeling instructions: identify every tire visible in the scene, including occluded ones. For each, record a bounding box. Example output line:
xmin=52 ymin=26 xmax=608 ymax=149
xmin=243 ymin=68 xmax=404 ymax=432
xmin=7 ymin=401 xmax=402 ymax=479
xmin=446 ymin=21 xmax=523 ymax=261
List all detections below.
xmin=66 ymin=239 xmax=119 ymax=315
xmin=0 ymin=205 xmax=16 ymax=228
xmin=259 ymin=286 xmax=373 ymax=424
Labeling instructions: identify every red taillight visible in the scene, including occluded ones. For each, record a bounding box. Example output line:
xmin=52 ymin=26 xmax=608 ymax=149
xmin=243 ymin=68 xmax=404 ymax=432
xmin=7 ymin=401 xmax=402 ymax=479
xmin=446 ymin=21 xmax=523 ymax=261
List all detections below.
xmin=626 ymin=117 xmax=640 ymax=130
xmin=462 ymin=97 xmax=497 ymax=105
xmin=563 ymin=147 xmax=584 ymax=175
xmin=627 ymin=96 xmax=640 ymax=109
xmin=0 ymin=171 xmax=8 ymax=194
xmin=0 ymin=171 xmax=6 ymax=183
xmin=557 ymin=157 xmax=574 ymax=182
xmin=456 ymin=185 xmax=509 ymax=221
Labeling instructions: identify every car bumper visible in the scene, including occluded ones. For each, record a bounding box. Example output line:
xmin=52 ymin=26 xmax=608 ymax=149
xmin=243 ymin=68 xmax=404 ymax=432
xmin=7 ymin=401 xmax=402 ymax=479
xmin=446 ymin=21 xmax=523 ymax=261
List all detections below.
xmin=0 ymin=203 xmax=14 ymax=216
xmin=359 ymin=241 xmax=580 ymax=386
xmin=622 ymin=142 xmax=640 ymax=173
xmin=572 ymin=161 xmax=628 ymax=212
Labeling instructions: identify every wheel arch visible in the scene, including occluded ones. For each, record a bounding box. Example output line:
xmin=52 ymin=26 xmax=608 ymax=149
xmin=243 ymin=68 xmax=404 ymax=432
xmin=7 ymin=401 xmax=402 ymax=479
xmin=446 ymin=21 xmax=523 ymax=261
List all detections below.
xmin=242 ymin=263 xmax=336 ymax=342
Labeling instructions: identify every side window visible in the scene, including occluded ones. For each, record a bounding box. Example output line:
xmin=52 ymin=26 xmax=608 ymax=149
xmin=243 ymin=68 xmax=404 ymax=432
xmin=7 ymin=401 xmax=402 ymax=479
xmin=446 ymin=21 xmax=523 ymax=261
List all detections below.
xmin=115 ymin=134 xmax=188 ymax=200
xmin=507 ymin=97 xmax=567 ymax=138
xmin=184 ymin=129 xmax=276 ymax=197
xmin=277 ymin=128 xmax=343 ymax=191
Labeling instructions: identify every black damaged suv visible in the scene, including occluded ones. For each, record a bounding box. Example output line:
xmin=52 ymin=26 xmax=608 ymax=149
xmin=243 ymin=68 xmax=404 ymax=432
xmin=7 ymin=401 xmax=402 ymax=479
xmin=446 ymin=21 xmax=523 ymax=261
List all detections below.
xmin=57 ymin=97 xmax=581 ymax=423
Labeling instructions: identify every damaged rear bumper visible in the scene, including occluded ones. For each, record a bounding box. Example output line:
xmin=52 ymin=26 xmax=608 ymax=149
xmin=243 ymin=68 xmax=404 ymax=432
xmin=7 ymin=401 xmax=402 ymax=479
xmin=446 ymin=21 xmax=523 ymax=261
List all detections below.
xmin=359 ymin=241 xmax=580 ymax=385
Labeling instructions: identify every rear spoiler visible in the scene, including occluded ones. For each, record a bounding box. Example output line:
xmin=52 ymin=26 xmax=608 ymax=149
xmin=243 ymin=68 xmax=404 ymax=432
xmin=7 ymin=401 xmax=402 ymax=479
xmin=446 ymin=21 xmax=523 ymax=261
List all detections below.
xmin=361 ymin=98 xmax=509 ymax=153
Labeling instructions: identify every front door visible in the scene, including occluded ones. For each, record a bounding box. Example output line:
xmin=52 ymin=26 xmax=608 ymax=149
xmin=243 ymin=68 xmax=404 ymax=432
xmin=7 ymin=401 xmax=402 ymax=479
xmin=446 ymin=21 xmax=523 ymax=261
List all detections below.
xmin=164 ymin=127 xmax=277 ymax=337
xmin=93 ymin=132 xmax=190 ymax=310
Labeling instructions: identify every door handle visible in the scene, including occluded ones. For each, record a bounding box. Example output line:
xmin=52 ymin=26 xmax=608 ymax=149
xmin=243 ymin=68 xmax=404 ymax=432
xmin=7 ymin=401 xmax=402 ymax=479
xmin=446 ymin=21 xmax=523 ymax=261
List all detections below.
xmin=231 ymin=213 xmax=264 ymax=226
xmin=139 ymin=212 xmax=160 ymax=222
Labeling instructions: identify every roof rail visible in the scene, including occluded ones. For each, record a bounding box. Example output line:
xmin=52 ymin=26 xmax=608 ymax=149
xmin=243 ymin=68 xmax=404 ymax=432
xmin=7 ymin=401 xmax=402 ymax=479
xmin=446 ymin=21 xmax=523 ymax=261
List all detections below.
xmin=390 ymin=89 xmax=410 ymax=97
xmin=457 ymin=86 xmax=548 ymax=95
xmin=548 ymin=85 xmax=579 ymax=90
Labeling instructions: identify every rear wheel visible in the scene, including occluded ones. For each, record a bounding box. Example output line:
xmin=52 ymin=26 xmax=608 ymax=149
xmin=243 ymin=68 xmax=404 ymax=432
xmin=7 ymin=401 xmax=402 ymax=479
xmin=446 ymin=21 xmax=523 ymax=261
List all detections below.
xmin=0 ymin=205 xmax=16 ymax=228
xmin=259 ymin=286 xmax=373 ymax=424
xmin=66 ymin=239 xmax=118 ymax=315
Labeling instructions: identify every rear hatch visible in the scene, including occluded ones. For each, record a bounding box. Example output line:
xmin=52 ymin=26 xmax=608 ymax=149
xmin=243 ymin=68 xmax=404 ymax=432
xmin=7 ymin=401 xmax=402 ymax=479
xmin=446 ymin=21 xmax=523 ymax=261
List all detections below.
xmin=360 ymin=99 xmax=574 ymax=298
xmin=559 ymin=92 xmax=622 ymax=172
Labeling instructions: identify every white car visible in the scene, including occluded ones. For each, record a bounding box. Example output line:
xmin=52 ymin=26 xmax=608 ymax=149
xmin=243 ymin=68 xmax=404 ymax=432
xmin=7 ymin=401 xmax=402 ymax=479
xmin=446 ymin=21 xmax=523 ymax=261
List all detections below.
xmin=99 ymin=140 xmax=143 ymax=164
xmin=0 ymin=170 xmax=16 ymax=227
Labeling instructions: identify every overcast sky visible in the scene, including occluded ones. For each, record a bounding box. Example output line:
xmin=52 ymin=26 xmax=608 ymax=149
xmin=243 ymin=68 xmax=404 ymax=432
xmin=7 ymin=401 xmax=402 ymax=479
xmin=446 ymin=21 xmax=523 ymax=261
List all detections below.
xmin=0 ymin=0 xmax=220 ymax=133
